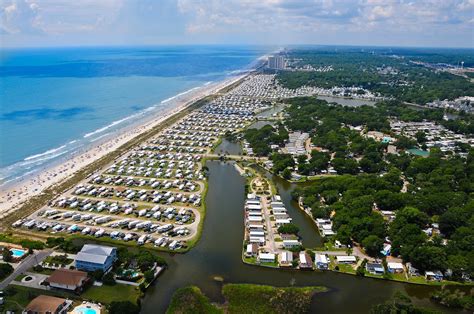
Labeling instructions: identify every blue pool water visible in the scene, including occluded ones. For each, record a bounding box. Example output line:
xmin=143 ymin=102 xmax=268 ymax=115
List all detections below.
xmin=10 ymin=248 xmax=26 ymax=258
xmin=0 ymin=45 xmax=270 ymax=186
xmin=74 ymin=306 xmax=97 ymax=314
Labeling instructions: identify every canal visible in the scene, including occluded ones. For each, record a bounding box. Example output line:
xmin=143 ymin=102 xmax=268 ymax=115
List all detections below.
xmin=141 ymin=161 xmax=458 ymax=314
xmin=316 ymin=95 xmax=377 ymax=107
xmin=213 ymin=138 xmax=243 ymax=155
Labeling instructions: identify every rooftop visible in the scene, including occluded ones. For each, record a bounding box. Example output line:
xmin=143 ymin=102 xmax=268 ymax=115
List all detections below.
xmin=46 ymin=268 xmax=88 ymax=287
xmin=24 ymin=295 xmax=67 ymax=313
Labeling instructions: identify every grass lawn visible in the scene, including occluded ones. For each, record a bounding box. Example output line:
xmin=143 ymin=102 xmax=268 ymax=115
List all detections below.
xmin=166 ymin=284 xmax=328 ymax=314
xmin=82 ymin=283 xmax=141 ymax=305
xmin=29 ymin=267 xmax=54 ymax=275
xmin=1 ymin=285 xmax=76 ymax=313
xmin=14 ymin=274 xmax=26 ymax=281
xmin=222 ymin=283 xmax=328 ymax=314
xmin=243 ymin=256 xmax=257 ymax=264
xmin=166 ymin=286 xmax=222 ymax=314
xmin=334 ymin=263 xmax=356 ymax=274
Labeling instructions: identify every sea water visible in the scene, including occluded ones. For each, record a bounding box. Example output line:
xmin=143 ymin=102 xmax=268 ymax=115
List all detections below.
xmin=0 ymin=45 xmax=269 ymax=186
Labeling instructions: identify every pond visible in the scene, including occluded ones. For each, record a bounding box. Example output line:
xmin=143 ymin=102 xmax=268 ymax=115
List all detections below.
xmin=256 ymin=104 xmax=287 ymax=118
xmin=140 ymin=161 xmax=459 ymax=313
xmin=248 ymin=120 xmax=276 ymax=130
xmin=317 ymin=95 xmax=377 ymax=107
xmin=213 ymin=139 xmax=243 ymax=155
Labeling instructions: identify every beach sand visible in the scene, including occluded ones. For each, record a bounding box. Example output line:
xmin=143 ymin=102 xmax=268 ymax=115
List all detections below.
xmin=0 ymin=74 xmax=247 ymax=219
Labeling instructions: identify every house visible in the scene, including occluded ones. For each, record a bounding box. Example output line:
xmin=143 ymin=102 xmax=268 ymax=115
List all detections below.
xmin=336 ymin=255 xmax=356 ymax=264
xmin=425 ymin=271 xmax=444 ymax=281
xmin=75 ymin=244 xmax=117 ymax=273
xmin=315 ymin=254 xmax=329 ymax=270
xmin=387 ymin=262 xmax=404 ymax=273
xmin=366 ymin=263 xmax=384 ymax=275
xmin=279 ymin=251 xmax=293 ymax=267
xmin=283 ymin=239 xmax=301 ymax=248
xmin=245 ymin=243 xmax=258 ymax=257
xmin=334 ymin=240 xmax=347 ymax=249
xmin=23 ymin=295 xmax=71 ymax=314
xmin=299 ymin=252 xmax=313 ymax=269
xmin=45 ymin=268 xmax=88 ymax=292
xmin=258 ymin=252 xmax=275 ymax=263
xmin=406 ymin=263 xmax=420 ymax=276
xmin=380 ymin=244 xmax=391 ymax=256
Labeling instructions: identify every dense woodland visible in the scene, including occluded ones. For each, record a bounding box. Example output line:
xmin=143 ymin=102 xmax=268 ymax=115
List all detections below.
xmin=278 ymin=50 xmax=474 ymax=104
xmin=280 ymin=97 xmax=474 ymax=279
xmin=292 ymin=147 xmax=473 ymax=278
xmin=242 ymin=49 xmax=474 ymax=280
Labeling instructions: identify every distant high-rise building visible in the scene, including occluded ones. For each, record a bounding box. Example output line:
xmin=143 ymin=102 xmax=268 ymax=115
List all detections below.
xmin=268 ymin=56 xmax=285 ymax=70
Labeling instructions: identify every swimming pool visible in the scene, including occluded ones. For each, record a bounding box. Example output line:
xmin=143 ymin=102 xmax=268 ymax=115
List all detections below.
xmin=10 ymin=248 xmax=26 ymax=258
xmin=74 ymin=306 xmax=98 ymax=314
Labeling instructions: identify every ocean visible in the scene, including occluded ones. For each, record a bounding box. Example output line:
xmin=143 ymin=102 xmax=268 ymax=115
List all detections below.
xmin=0 ymin=45 xmax=269 ymax=186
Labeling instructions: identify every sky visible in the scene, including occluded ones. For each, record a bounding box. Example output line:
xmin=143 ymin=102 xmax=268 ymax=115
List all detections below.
xmin=1 ymin=0 xmax=473 ymax=48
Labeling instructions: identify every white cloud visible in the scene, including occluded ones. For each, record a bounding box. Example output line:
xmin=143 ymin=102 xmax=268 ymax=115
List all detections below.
xmin=0 ymin=0 xmax=123 ymax=35
xmin=1 ymin=0 xmax=472 ymax=47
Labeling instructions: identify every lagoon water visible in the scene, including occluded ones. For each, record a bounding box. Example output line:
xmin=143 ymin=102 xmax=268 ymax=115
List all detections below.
xmin=139 ymin=161 xmax=458 ymax=313
xmin=0 ymin=46 xmax=268 ymax=185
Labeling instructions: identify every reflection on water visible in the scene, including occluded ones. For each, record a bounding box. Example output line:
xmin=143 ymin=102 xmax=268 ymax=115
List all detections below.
xmin=256 ymin=104 xmax=286 ymax=118
xmin=140 ymin=161 xmax=461 ymax=314
xmin=213 ymin=139 xmax=243 ymax=155
xmin=317 ymin=95 xmax=377 ymax=107
xmin=248 ymin=120 xmax=276 ymax=130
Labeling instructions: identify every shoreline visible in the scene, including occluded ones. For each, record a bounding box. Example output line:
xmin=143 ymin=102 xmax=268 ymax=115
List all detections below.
xmin=0 ymin=73 xmax=249 ymax=218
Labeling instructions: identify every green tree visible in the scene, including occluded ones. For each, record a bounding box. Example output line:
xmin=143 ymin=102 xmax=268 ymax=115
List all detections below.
xmin=144 ymin=270 xmax=155 ymax=283
xmin=410 ymin=245 xmax=447 ymax=272
xmin=109 ymin=301 xmax=140 ymax=314
xmin=277 ymin=223 xmax=300 ymax=235
xmin=282 ymin=168 xmax=292 ymax=180
xmin=362 ymin=235 xmax=384 ymax=257
xmin=102 ymin=271 xmax=116 ymax=285
xmin=2 ymin=249 xmax=13 ymax=263
xmin=0 ymin=263 xmax=14 ymax=280
xmin=91 ymin=269 xmax=104 ymax=281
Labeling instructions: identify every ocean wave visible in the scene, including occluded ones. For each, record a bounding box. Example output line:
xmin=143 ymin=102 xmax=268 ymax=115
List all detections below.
xmin=161 ymin=86 xmax=202 ymax=104
xmin=90 ymin=132 xmax=111 ymax=142
xmin=83 ymin=116 xmax=134 ymax=138
xmin=23 ymin=150 xmax=70 ymax=165
xmin=1 ymin=169 xmax=38 ymax=185
xmin=24 ymin=144 xmax=68 ymax=161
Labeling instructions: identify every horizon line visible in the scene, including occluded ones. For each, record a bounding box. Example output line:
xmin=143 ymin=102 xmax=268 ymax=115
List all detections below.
xmin=2 ymin=43 xmax=474 ymax=50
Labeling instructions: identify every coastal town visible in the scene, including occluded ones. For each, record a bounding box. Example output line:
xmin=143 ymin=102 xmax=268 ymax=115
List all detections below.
xmin=0 ymin=49 xmax=473 ymax=314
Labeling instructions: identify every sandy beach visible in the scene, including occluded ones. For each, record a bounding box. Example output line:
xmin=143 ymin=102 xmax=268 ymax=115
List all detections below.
xmin=0 ymin=73 xmax=247 ymax=219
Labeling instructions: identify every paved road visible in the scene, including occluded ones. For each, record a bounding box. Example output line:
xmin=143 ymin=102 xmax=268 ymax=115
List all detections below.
xmin=261 ymin=197 xmax=277 ymax=252
xmin=0 ymin=249 xmax=52 ymax=290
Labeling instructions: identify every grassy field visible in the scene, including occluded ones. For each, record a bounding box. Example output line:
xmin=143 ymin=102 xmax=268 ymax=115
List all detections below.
xmin=167 ymin=284 xmax=328 ymax=314
xmin=166 ymin=286 xmax=222 ymax=314
xmin=81 ymin=283 xmax=141 ymax=304
xmin=222 ymin=284 xmax=327 ymax=314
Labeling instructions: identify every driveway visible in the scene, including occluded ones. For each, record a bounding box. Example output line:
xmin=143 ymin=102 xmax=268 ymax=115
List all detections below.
xmin=0 ymin=249 xmax=52 ymax=290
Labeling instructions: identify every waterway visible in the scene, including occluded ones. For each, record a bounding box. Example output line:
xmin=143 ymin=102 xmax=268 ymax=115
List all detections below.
xmin=141 ymin=160 xmax=460 ymax=314
xmin=317 ymin=95 xmax=377 ymax=107
xmin=213 ymin=139 xmax=243 ymax=155
xmin=256 ymin=104 xmax=287 ymax=118
xmin=248 ymin=120 xmax=276 ymax=130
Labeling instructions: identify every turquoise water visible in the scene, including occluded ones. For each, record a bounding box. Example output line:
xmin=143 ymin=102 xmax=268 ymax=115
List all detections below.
xmin=407 ymin=148 xmax=430 ymax=157
xmin=0 ymin=46 xmax=269 ymax=186
xmin=74 ymin=306 xmax=97 ymax=314
xmin=10 ymin=248 xmax=26 ymax=258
